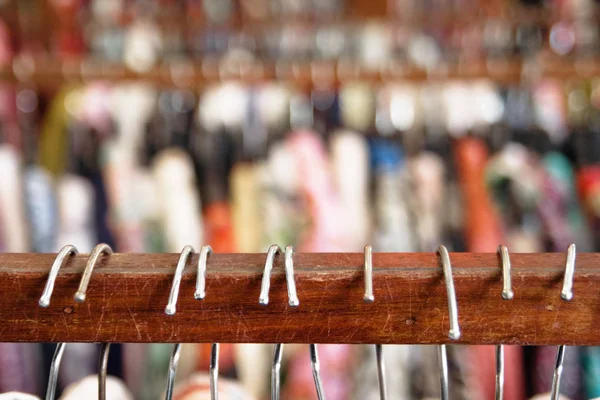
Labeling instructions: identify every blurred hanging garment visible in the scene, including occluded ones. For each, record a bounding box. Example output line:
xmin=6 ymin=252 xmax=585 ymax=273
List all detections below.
xmin=407 ymin=151 xmax=446 ymax=252
xmin=171 ymin=373 xmax=255 ymax=400
xmin=230 ymin=163 xmax=263 ymax=252
xmin=23 ymin=165 xmax=58 ymax=253
xmin=59 ymin=375 xmax=133 ymax=400
xmin=0 ymin=394 xmax=40 ymax=400
xmin=330 ymin=130 xmax=370 ymax=251
xmin=259 ymin=140 xmax=304 ymax=249
xmin=576 ymin=164 xmax=600 ymax=250
xmin=454 ymin=137 xmax=526 ymax=400
xmin=152 ymin=148 xmax=203 ymax=251
xmin=485 ymin=142 xmax=546 ymax=253
xmin=103 ymin=84 xmax=158 ymax=252
xmin=541 ymin=151 xmax=592 ymax=251
xmin=0 ymin=145 xmax=29 ymax=252
xmin=0 ymin=343 xmax=41 ymax=396
xmin=582 ymin=347 xmax=600 ymax=398
xmin=55 ymin=175 xmax=96 ymax=252
xmin=453 ymin=137 xmax=503 ymax=252
xmin=38 ymin=86 xmax=79 ymax=176
xmin=369 ymin=136 xmax=414 ymax=252
xmin=0 ymin=85 xmax=22 ymax=150
xmin=283 ymin=130 xmax=352 ymax=400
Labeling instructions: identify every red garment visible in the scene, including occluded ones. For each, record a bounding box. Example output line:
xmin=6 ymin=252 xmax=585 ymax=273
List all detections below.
xmin=454 ymin=137 xmax=526 ymax=400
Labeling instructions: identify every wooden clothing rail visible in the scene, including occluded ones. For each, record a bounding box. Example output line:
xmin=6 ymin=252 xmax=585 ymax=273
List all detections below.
xmin=0 ymin=252 xmax=599 ymax=346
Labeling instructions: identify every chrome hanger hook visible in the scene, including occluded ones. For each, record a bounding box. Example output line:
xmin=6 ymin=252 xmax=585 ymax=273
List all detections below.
xmin=194 ymin=245 xmax=212 ymax=300
xmin=39 ymin=245 xmax=79 ymax=308
xmin=364 ymin=245 xmax=374 ymax=302
xmin=210 ymin=343 xmax=219 ymax=400
xmin=41 ymin=246 xmax=78 ymax=400
xmin=98 ymin=343 xmax=111 ymax=400
xmin=310 ymin=344 xmax=326 ymax=400
xmin=561 ymin=244 xmax=576 ymax=301
xmin=165 ymin=343 xmax=182 ymax=400
xmin=550 ymin=244 xmax=576 ymax=400
xmin=165 ymin=245 xmax=195 ymax=315
xmin=259 ymin=245 xmax=282 ymax=306
xmin=74 ymin=243 xmax=113 ymax=303
xmin=272 ymin=344 xmax=284 ymax=400
xmin=496 ymin=245 xmax=514 ymax=400
xmin=436 ymin=245 xmax=461 ymax=340
xmin=498 ymin=245 xmax=514 ymax=300
xmin=284 ymin=245 xmax=299 ymax=307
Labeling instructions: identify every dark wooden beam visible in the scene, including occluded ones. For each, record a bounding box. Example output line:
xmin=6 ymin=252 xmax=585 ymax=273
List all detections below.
xmin=0 ymin=252 xmax=598 ymax=345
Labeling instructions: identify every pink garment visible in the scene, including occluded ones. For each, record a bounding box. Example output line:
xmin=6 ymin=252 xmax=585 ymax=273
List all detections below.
xmin=284 ymin=131 xmax=353 ymax=399
xmin=287 ymin=131 xmax=348 ymax=252
xmin=173 ymin=374 xmax=255 ymax=400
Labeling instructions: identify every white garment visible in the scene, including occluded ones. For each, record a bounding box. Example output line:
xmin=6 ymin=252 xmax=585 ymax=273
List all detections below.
xmin=0 ymin=393 xmax=40 ymax=400
xmin=59 ymin=375 xmax=133 ymax=400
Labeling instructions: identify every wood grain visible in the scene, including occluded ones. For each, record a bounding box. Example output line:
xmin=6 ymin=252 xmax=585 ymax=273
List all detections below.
xmin=0 ymin=252 xmax=599 ymax=345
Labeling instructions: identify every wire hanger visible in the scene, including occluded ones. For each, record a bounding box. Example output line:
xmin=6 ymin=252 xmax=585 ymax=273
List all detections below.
xmin=194 ymin=245 xmax=219 ymax=400
xmin=364 ymin=245 xmax=387 ymax=400
xmin=164 ymin=246 xmax=194 ymax=400
xmin=39 ymin=245 xmax=78 ymax=400
xmin=261 ymin=245 xmax=299 ymax=400
xmin=74 ymin=243 xmax=114 ymax=400
xmin=496 ymin=245 xmax=514 ymax=400
xmin=550 ymin=244 xmax=576 ymax=400
xmin=436 ymin=245 xmax=461 ymax=400
xmin=310 ymin=343 xmax=326 ymax=400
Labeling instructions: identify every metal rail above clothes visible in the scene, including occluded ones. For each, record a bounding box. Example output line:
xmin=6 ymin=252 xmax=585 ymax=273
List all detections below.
xmin=0 ymin=246 xmax=598 ymax=346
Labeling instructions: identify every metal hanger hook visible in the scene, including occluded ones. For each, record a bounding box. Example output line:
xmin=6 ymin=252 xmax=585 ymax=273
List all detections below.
xmin=259 ymin=245 xmax=282 ymax=306
xmin=498 ymin=245 xmax=514 ymax=300
xmin=364 ymin=245 xmax=374 ymax=303
xmin=194 ymin=245 xmax=212 ymax=300
xmin=436 ymin=245 xmax=461 ymax=340
xmin=165 ymin=245 xmax=195 ymax=315
xmin=39 ymin=245 xmax=79 ymax=308
xmin=74 ymin=244 xmax=113 ymax=303
xmin=561 ymin=244 xmax=576 ymax=301
xmin=284 ymin=245 xmax=299 ymax=307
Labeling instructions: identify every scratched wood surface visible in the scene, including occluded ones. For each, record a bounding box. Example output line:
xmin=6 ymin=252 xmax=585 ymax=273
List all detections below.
xmin=0 ymin=252 xmax=599 ymax=345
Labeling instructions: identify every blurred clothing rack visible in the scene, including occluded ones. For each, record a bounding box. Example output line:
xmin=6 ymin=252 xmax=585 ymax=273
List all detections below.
xmin=1 ymin=251 xmax=599 ymax=345
xmin=3 ymin=58 xmax=600 ymax=88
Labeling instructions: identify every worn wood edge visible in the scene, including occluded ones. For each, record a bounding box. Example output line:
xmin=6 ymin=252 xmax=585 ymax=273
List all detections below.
xmin=0 ymin=252 xmax=597 ymax=345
